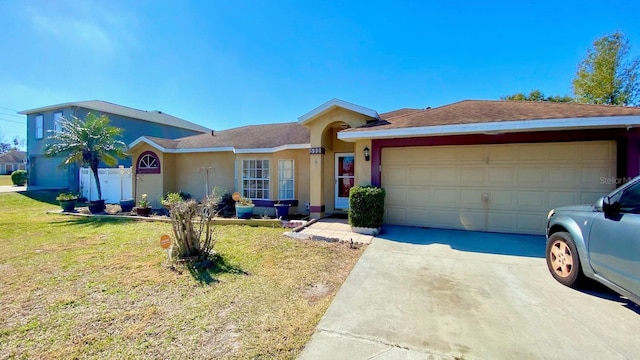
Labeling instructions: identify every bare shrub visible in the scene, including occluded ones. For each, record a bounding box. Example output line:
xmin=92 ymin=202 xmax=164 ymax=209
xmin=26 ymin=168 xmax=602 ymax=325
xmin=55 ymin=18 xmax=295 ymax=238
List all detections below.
xmin=169 ymin=193 xmax=220 ymax=261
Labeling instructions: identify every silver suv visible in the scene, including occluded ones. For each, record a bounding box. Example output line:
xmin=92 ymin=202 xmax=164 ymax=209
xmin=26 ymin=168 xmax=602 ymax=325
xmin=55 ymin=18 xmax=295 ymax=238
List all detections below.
xmin=546 ymin=175 xmax=640 ymax=305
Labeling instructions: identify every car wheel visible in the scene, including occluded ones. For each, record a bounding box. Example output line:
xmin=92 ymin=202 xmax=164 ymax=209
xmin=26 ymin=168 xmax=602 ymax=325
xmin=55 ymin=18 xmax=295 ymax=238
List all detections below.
xmin=546 ymin=232 xmax=583 ymax=287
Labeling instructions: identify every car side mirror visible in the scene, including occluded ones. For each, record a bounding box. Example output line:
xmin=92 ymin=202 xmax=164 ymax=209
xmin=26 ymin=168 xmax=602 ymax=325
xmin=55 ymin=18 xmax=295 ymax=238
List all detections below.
xmin=601 ymin=196 xmax=619 ymax=214
xmin=594 ymin=197 xmax=604 ymax=212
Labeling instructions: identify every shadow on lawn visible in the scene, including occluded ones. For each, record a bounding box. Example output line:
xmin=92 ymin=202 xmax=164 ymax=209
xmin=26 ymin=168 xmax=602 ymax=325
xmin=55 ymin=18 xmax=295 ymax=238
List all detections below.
xmin=50 ymin=215 xmax=138 ymax=228
xmin=19 ymin=190 xmax=60 ymax=206
xmin=185 ymin=253 xmax=249 ymax=285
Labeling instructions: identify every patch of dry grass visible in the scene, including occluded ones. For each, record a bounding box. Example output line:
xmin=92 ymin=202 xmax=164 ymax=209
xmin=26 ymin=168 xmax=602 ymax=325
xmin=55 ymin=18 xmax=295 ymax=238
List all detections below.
xmin=0 ymin=191 xmax=365 ymax=359
xmin=0 ymin=175 xmax=13 ymax=186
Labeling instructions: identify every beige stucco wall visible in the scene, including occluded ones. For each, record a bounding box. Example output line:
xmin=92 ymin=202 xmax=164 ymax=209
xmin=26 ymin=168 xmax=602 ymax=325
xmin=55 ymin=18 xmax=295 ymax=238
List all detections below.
xmin=354 ymin=139 xmax=372 ymax=186
xmin=173 ymin=152 xmax=236 ymax=200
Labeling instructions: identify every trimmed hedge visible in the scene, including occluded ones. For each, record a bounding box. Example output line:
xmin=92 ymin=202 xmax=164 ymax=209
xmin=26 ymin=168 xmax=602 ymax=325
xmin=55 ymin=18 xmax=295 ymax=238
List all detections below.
xmin=348 ymin=186 xmax=385 ymax=228
xmin=10 ymin=170 xmax=27 ymax=186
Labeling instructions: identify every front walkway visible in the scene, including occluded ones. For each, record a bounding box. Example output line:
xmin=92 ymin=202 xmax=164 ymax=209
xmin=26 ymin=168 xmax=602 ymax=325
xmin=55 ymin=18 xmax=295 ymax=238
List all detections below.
xmin=288 ymin=218 xmax=374 ymax=244
xmin=0 ymin=185 xmax=26 ymax=193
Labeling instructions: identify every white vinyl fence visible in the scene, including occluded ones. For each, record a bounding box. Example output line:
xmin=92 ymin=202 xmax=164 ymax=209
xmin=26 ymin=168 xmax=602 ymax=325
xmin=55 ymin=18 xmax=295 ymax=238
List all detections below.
xmin=79 ymin=167 xmax=133 ymax=203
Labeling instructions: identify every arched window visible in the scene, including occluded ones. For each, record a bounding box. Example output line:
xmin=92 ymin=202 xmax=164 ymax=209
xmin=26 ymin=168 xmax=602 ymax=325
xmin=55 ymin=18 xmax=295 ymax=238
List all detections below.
xmin=137 ymin=151 xmax=161 ymax=174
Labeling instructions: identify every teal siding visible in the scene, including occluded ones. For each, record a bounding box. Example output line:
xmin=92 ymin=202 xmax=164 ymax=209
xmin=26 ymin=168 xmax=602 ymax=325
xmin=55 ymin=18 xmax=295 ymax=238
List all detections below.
xmin=26 ymin=106 xmax=204 ymax=191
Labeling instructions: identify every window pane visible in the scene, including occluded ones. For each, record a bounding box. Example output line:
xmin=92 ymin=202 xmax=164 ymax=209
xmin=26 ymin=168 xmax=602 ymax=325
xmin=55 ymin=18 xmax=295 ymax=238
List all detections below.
xmin=35 ymin=115 xmax=43 ymax=139
xmin=53 ymin=112 xmax=63 ymax=134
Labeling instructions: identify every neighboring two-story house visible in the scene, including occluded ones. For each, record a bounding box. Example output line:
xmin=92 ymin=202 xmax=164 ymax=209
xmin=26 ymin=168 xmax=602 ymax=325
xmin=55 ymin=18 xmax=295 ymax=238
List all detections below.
xmin=19 ymin=100 xmax=210 ymax=191
xmin=0 ymin=150 xmax=26 ymax=175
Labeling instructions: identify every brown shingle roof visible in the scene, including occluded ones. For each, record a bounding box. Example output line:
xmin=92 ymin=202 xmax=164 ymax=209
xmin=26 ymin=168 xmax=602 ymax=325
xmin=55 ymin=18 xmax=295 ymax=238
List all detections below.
xmin=349 ymin=100 xmax=640 ymax=132
xmin=146 ymin=122 xmax=309 ymax=150
xmin=0 ymin=150 xmax=26 ymax=163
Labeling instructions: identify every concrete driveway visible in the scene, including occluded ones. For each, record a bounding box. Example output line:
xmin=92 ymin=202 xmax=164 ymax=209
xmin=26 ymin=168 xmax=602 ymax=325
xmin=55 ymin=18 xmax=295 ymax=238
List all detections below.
xmin=299 ymin=226 xmax=640 ymax=360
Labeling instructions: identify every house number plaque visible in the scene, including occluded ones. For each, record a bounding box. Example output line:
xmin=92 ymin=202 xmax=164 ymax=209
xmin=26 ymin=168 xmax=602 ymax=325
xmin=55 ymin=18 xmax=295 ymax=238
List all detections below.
xmin=309 ymin=147 xmax=325 ymax=155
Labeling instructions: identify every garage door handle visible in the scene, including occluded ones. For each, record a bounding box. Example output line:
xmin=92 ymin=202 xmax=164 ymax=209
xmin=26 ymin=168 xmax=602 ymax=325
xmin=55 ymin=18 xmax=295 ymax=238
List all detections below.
xmin=482 ymin=192 xmax=489 ymax=202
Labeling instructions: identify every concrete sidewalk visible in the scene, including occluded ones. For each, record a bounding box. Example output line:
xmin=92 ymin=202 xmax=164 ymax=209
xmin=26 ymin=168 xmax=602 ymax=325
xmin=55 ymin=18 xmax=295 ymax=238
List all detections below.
xmin=288 ymin=218 xmax=374 ymax=244
xmin=298 ymin=226 xmax=640 ymax=360
xmin=0 ymin=185 xmax=26 ymax=193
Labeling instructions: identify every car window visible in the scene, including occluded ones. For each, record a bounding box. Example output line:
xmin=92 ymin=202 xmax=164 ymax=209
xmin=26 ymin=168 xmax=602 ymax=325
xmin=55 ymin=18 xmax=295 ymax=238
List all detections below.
xmin=617 ymin=181 xmax=640 ymax=213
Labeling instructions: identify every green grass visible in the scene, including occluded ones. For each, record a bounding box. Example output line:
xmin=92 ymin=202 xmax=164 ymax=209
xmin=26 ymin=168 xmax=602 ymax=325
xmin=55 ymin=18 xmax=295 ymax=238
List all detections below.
xmin=0 ymin=175 xmax=13 ymax=186
xmin=0 ymin=191 xmax=365 ymax=359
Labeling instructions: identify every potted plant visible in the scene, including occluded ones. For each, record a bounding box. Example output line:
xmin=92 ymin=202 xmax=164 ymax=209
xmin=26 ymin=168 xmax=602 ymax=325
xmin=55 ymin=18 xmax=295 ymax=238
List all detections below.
xmin=161 ymin=192 xmax=183 ymax=208
xmin=235 ymin=196 xmax=254 ymax=219
xmin=119 ymin=198 xmax=135 ymax=212
xmin=56 ymin=192 xmax=78 ymax=212
xmin=274 ymin=202 xmax=291 ymax=219
xmin=136 ymin=194 xmax=152 ymax=216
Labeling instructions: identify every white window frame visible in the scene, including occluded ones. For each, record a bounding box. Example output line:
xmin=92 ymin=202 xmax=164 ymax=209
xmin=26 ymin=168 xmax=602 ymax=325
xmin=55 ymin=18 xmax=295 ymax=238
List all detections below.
xmin=242 ymin=159 xmax=270 ymax=199
xmin=53 ymin=112 xmax=63 ymax=134
xmin=278 ymin=159 xmax=295 ymax=200
xmin=35 ymin=114 xmax=43 ymax=139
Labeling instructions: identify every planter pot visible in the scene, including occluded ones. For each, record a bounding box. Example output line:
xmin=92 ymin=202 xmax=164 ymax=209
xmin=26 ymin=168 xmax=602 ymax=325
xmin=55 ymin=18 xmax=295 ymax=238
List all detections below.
xmin=88 ymin=200 xmax=106 ymax=214
xmin=59 ymin=199 xmax=76 ymax=212
xmin=351 ymin=226 xmax=381 ymax=236
xmin=274 ymin=204 xmax=291 ymax=219
xmin=136 ymin=207 xmax=152 ymax=217
xmin=119 ymin=199 xmax=135 ymax=212
xmin=235 ymin=205 xmax=254 ymax=219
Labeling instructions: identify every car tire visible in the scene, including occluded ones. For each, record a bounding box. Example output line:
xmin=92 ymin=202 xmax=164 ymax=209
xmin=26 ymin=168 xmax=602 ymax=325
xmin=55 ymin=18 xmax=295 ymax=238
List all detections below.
xmin=546 ymin=232 xmax=583 ymax=287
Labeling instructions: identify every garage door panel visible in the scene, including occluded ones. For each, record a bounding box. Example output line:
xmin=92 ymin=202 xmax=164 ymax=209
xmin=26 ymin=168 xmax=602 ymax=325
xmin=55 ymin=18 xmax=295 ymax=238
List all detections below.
xmin=517 ymin=167 xmax=548 ymax=187
xmin=460 ymin=146 xmax=487 ymax=161
xmin=581 ymin=167 xmax=615 ymax=187
xmin=549 ymin=191 xmax=578 ymax=209
xmin=433 ymin=167 xmax=459 ymax=185
xmin=460 ymin=190 xmax=484 ymax=208
xmin=405 ymin=188 xmax=433 ymax=206
xmin=487 ymin=190 xmax=516 ymax=208
xmin=488 ymin=212 xmax=516 ymax=232
xmin=384 ymin=187 xmax=408 ymax=206
xmin=583 ymin=142 xmax=615 ymax=161
xmin=382 ymin=166 xmax=407 ymax=185
xmin=489 ymin=145 xmax=517 ymax=161
xmin=518 ymin=145 xmax=549 ymax=161
xmin=488 ymin=167 xmax=516 ymax=186
xmin=383 ymin=148 xmax=407 ymax=163
xmin=457 ymin=211 xmax=486 ymax=231
xmin=548 ymin=167 xmax=580 ymax=187
xmin=517 ymin=214 xmax=547 ymax=234
xmin=382 ymin=141 xmax=616 ymax=235
xmin=407 ymin=167 xmax=431 ymax=186
xmin=433 ymin=189 xmax=459 ymax=206
xmin=430 ymin=147 xmax=459 ymax=162
xmin=517 ymin=190 xmax=546 ymax=208
xmin=460 ymin=167 xmax=486 ymax=186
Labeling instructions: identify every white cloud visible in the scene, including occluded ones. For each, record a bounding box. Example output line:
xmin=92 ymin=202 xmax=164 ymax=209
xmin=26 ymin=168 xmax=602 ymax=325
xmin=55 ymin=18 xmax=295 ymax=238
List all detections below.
xmin=27 ymin=1 xmax=136 ymax=54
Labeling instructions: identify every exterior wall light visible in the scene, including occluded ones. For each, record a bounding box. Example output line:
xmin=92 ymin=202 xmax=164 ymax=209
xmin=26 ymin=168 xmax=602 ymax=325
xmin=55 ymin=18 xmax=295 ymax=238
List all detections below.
xmin=363 ymin=146 xmax=370 ymax=162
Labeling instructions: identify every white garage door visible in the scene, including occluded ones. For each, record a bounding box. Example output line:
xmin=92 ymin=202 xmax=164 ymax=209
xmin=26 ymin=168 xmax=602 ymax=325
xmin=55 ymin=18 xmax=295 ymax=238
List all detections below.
xmin=382 ymin=141 xmax=617 ymax=235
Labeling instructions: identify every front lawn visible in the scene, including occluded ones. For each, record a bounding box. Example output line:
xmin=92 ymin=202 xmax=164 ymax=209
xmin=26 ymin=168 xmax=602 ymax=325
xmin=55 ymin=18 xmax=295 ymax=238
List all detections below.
xmin=0 ymin=191 xmax=364 ymax=359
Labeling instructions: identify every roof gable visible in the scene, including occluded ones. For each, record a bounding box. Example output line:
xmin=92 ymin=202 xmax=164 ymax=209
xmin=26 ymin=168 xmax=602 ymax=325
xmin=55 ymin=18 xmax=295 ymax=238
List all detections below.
xmin=0 ymin=150 xmax=26 ymax=163
xmin=19 ymin=100 xmax=210 ymax=134
xmin=298 ymin=98 xmax=380 ymax=125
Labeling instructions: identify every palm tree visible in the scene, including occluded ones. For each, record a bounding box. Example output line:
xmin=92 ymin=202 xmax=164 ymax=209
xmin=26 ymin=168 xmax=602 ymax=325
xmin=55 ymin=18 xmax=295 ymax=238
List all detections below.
xmin=45 ymin=113 xmax=127 ymax=201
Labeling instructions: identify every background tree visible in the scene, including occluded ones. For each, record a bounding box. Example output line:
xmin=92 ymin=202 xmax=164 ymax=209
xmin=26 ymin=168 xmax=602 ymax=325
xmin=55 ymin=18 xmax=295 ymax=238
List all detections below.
xmin=573 ymin=31 xmax=640 ymax=105
xmin=45 ymin=113 xmax=127 ymax=201
xmin=501 ymin=89 xmax=573 ymax=102
xmin=0 ymin=135 xmax=25 ymax=153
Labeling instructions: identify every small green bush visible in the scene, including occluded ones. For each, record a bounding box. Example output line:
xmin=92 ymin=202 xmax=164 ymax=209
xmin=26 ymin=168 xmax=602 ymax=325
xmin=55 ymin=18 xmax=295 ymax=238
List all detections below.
xmin=348 ymin=186 xmax=386 ymax=228
xmin=10 ymin=170 xmax=27 ymax=186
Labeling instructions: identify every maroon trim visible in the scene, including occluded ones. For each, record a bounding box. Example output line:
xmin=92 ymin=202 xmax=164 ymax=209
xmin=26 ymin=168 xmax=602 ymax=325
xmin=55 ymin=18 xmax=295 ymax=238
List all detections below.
xmin=371 ymin=128 xmax=634 ymax=186
xmin=309 ymin=205 xmax=325 ymax=212
xmin=136 ymin=150 xmax=161 ymax=174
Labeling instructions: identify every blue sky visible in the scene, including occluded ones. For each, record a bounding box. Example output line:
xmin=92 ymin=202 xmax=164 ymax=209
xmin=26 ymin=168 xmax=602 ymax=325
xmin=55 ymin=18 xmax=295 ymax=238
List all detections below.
xmin=1 ymin=0 xmax=639 ymax=147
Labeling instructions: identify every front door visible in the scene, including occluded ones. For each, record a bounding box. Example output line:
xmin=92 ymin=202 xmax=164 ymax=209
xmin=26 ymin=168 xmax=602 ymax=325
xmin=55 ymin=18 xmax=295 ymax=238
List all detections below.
xmin=335 ymin=153 xmax=355 ymax=209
